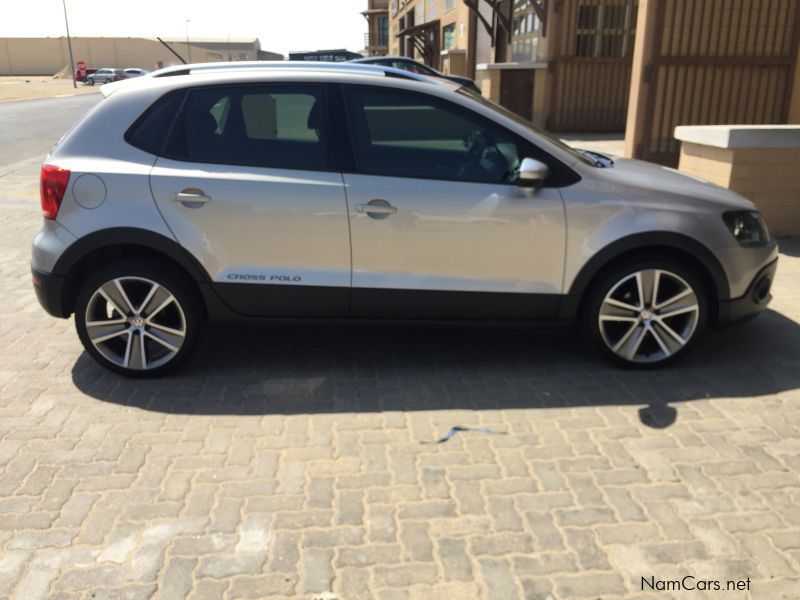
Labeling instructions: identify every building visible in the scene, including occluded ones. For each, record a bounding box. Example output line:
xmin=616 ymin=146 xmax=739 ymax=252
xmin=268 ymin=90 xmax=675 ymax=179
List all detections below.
xmin=0 ymin=37 xmax=283 ymax=76
xmin=388 ymin=1 xmax=637 ymax=132
xmin=363 ymin=0 xmax=390 ymax=55
xmin=388 ymin=1 xmax=800 ymax=168
xmin=389 ymin=0 xmax=479 ymax=77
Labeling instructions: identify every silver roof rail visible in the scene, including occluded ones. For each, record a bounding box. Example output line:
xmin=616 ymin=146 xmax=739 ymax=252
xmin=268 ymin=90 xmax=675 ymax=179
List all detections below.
xmin=149 ymin=61 xmax=438 ymax=85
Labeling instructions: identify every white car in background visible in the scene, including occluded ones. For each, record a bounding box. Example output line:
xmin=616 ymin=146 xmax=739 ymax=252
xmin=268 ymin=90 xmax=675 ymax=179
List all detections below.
xmin=124 ymin=68 xmax=150 ymax=78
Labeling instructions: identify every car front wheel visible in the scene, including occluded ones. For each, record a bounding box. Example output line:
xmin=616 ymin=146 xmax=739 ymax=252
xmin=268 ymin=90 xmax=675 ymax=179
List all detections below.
xmin=585 ymin=258 xmax=708 ymax=367
xmin=74 ymin=262 xmax=203 ymax=377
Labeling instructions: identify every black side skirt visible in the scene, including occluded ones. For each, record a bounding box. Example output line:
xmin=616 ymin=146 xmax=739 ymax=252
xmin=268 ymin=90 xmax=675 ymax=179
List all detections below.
xmin=210 ymin=283 xmax=565 ymax=321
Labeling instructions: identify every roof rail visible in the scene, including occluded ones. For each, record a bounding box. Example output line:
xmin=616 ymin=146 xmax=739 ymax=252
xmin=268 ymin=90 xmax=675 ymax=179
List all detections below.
xmin=149 ymin=61 xmax=436 ymax=84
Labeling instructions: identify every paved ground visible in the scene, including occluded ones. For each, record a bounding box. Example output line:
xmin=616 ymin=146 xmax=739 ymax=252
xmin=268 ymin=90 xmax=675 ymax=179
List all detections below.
xmin=0 ymin=97 xmax=799 ymax=599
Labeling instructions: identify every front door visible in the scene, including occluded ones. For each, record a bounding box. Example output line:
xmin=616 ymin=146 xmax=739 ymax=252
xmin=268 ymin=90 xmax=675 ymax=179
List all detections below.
xmin=340 ymin=85 xmax=566 ymax=319
xmin=149 ymin=83 xmax=351 ymax=317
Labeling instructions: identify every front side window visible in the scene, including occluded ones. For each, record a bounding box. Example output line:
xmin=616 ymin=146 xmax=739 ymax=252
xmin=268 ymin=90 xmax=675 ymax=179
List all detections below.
xmin=163 ymin=84 xmax=327 ymax=170
xmin=344 ymin=86 xmax=542 ymax=184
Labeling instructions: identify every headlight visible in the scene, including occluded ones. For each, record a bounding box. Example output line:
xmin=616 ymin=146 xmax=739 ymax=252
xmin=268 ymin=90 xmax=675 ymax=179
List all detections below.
xmin=723 ymin=211 xmax=770 ymax=247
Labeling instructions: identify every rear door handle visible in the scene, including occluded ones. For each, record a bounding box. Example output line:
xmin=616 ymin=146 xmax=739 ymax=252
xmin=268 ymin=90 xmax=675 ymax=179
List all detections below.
xmin=172 ymin=190 xmax=212 ymax=205
xmin=355 ymin=199 xmax=397 ymax=217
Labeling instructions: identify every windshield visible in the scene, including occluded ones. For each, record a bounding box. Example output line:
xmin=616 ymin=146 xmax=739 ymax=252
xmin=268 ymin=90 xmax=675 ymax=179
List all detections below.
xmin=457 ymin=88 xmax=596 ymax=167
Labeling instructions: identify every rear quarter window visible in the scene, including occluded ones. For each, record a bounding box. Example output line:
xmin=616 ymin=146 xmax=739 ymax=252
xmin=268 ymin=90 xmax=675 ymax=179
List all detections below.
xmin=124 ymin=90 xmax=187 ymax=155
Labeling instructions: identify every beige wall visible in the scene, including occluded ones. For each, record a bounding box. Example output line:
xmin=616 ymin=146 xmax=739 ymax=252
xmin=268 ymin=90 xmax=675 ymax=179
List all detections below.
xmin=0 ymin=38 xmax=265 ymax=75
xmin=679 ymin=142 xmax=800 ymax=237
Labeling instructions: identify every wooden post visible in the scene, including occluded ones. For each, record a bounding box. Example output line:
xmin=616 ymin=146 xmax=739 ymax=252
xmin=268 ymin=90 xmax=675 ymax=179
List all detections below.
xmin=623 ymin=0 xmax=659 ymax=158
xmin=786 ymin=5 xmax=800 ymax=123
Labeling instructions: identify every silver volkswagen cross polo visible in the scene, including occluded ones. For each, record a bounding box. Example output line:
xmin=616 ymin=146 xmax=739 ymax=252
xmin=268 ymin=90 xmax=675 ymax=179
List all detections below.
xmin=32 ymin=63 xmax=778 ymax=377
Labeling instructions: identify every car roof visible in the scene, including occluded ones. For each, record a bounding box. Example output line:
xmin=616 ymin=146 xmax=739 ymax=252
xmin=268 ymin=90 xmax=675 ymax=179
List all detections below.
xmin=99 ymin=62 xmax=456 ymax=97
xmin=148 ymin=60 xmax=428 ymax=79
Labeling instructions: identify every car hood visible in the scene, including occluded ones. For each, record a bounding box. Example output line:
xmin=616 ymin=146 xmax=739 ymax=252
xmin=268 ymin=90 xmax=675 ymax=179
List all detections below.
xmin=600 ymin=156 xmax=756 ymax=211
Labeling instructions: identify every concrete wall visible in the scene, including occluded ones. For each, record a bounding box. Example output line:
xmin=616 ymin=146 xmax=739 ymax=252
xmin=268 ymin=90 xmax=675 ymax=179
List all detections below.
xmin=676 ymin=126 xmax=800 ymax=237
xmin=0 ymin=37 xmax=268 ymax=75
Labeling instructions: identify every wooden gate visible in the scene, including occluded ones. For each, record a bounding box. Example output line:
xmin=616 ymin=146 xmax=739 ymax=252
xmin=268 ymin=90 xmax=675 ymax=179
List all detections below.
xmin=639 ymin=0 xmax=800 ymax=166
xmin=548 ymin=0 xmax=638 ymax=132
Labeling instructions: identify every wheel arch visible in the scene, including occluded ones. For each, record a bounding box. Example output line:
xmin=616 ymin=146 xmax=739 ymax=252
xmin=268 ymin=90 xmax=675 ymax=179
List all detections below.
xmin=565 ymin=232 xmax=729 ymax=324
xmin=53 ymin=228 xmax=212 ymax=317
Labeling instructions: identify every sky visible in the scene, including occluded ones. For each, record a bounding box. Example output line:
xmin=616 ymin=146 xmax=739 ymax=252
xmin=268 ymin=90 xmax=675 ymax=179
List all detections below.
xmin=2 ymin=0 xmax=369 ymax=55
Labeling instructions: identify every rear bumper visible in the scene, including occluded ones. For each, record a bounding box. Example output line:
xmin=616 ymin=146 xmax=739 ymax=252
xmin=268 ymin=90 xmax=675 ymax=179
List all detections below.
xmin=716 ymin=258 xmax=777 ymax=326
xmin=32 ymin=268 xmax=69 ymax=318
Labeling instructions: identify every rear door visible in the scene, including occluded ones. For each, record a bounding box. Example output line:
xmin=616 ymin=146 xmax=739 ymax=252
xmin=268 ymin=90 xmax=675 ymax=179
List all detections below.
xmin=149 ymin=82 xmax=351 ymax=317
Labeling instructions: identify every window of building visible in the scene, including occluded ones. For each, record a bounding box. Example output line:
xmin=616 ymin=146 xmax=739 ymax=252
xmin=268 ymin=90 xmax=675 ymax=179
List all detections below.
xmin=378 ymin=16 xmax=389 ymax=46
xmin=164 ymin=85 xmax=327 ymax=171
xmin=343 ymin=86 xmax=538 ymax=184
xmin=427 ymin=0 xmax=438 ymax=21
xmin=442 ymin=23 xmax=456 ymax=50
xmin=511 ymin=1 xmax=542 ymax=63
xmin=575 ymin=1 xmax=637 ymax=58
xmin=444 ymin=0 xmax=456 ymax=12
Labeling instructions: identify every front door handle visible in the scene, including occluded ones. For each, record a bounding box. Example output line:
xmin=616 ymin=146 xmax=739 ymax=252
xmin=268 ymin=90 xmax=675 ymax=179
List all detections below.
xmin=172 ymin=189 xmax=212 ymax=205
xmin=355 ymin=199 xmax=397 ymax=218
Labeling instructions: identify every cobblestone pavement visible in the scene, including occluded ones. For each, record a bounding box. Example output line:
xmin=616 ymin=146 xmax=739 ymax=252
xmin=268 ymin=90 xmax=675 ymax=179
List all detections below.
xmin=1 ymin=169 xmax=799 ymax=599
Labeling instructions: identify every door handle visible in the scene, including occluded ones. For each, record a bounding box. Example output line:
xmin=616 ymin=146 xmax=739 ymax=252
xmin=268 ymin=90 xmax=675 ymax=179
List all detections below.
xmin=355 ymin=199 xmax=397 ymax=217
xmin=172 ymin=190 xmax=212 ymax=205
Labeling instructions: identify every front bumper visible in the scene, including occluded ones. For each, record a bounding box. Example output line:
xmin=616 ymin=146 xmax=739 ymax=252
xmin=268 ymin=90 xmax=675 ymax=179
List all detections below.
xmin=716 ymin=258 xmax=777 ymax=326
xmin=32 ymin=268 xmax=69 ymax=318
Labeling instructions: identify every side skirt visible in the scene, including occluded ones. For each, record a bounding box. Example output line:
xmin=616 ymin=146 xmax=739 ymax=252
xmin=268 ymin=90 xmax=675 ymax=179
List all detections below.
xmin=208 ymin=283 xmax=575 ymax=322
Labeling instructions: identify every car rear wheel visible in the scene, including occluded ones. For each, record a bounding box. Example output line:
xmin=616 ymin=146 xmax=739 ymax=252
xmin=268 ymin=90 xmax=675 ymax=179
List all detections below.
xmin=584 ymin=258 xmax=708 ymax=368
xmin=74 ymin=262 xmax=203 ymax=377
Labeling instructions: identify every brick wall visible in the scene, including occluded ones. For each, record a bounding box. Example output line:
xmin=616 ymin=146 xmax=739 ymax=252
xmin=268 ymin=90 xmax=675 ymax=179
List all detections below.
xmin=679 ymin=142 xmax=800 ymax=237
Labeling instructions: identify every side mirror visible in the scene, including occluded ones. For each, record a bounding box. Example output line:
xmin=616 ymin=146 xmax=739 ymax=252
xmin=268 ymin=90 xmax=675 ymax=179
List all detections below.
xmin=518 ymin=157 xmax=549 ymax=185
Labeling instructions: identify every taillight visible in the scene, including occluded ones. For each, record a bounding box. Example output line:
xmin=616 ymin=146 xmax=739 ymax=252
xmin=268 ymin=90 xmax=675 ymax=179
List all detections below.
xmin=40 ymin=165 xmax=70 ymax=219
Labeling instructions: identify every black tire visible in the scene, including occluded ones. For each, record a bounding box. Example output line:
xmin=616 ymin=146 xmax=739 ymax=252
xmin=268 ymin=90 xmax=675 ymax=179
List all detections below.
xmin=88 ymin=78 xmax=95 ymax=86
xmin=74 ymin=260 xmax=204 ymax=378
xmin=583 ymin=256 xmax=709 ymax=368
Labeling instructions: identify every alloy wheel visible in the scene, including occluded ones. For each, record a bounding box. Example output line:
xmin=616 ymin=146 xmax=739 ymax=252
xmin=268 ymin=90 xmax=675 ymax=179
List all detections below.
xmin=598 ymin=269 xmax=700 ymax=364
xmin=84 ymin=277 xmax=187 ymax=371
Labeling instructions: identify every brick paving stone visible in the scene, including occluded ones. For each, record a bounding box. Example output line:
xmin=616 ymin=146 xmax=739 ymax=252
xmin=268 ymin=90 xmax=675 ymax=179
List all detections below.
xmin=1 ymin=171 xmax=800 ymax=598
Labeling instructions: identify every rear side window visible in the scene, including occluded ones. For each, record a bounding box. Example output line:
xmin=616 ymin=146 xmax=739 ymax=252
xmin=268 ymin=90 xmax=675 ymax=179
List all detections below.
xmin=125 ymin=90 xmax=186 ymax=155
xmin=163 ymin=84 xmax=327 ymax=171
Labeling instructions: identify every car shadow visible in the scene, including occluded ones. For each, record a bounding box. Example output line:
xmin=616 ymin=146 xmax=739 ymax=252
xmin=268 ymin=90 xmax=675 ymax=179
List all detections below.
xmin=71 ymin=308 xmax=800 ymax=428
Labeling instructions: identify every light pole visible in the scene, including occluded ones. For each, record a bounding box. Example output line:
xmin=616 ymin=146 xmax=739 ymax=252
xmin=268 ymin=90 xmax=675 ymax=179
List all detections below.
xmin=185 ymin=18 xmax=192 ymax=64
xmin=62 ymin=0 xmax=77 ymax=88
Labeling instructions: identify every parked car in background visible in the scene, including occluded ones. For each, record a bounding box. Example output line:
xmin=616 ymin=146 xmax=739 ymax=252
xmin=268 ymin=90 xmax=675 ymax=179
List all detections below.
xmin=290 ymin=49 xmax=363 ymax=62
xmin=86 ymin=68 xmax=127 ymax=85
xmin=351 ymin=56 xmax=480 ymax=93
xmin=75 ymin=68 xmax=97 ymax=83
xmin=124 ymin=68 xmax=150 ymax=78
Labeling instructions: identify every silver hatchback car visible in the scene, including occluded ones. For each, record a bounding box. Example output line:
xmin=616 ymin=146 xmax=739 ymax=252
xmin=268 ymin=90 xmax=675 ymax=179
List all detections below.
xmin=32 ymin=64 xmax=778 ymax=376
